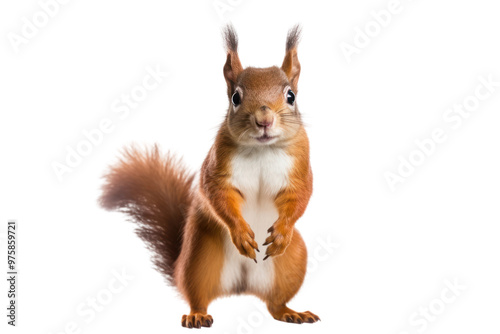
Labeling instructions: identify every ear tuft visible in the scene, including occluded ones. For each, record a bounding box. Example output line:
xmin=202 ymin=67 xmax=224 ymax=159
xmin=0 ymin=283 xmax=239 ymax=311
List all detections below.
xmin=222 ymin=23 xmax=238 ymax=52
xmin=222 ymin=24 xmax=243 ymax=97
xmin=286 ymin=24 xmax=302 ymax=52
xmin=282 ymin=24 xmax=302 ymax=91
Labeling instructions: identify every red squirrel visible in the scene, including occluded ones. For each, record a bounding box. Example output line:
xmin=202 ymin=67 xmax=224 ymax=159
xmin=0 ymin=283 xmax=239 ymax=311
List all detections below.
xmin=99 ymin=24 xmax=319 ymax=328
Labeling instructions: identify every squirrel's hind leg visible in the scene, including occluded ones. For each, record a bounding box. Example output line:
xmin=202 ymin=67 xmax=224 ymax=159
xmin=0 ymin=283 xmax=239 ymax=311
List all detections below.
xmin=263 ymin=229 xmax=320 ymax=324
xmin=175 ymin=205 xmax=226 ymax=328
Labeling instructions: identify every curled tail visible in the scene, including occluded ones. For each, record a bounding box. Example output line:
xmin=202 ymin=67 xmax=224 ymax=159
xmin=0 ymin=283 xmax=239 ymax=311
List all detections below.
xmin=99 ymin=145 xmax=194 ymax=285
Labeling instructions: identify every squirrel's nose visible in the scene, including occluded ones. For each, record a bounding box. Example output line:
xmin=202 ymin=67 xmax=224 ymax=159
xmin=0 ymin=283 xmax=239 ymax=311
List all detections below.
xmin=256 ymin=117 xmax=274 ymax=129
xmin=256 ymin=106 xmax=274 ymax=129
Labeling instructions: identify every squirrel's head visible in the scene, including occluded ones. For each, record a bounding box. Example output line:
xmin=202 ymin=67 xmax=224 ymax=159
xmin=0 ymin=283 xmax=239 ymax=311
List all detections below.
xmin=222 ymin=24 xmax=303 ymax=146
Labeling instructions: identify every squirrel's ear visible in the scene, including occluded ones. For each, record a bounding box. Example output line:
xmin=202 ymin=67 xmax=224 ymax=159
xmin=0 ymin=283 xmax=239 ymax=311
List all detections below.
xmin=281 ymin=25 xmax=302 ymax=91
xmin=222 ymin=24 xmax=243 ymax=97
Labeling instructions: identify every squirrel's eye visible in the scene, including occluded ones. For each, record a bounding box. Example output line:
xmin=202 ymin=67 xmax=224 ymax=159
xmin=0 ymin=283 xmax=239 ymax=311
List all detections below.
xmin=286 ymin=90 xmax=295 ymax=105
xmin=232 ymin=91 xmax=241 ymax=106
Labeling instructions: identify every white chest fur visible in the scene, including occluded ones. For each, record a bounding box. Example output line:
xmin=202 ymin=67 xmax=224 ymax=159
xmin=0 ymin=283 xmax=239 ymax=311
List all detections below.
xmin=220 ymin=146 xmax=293 ymax=294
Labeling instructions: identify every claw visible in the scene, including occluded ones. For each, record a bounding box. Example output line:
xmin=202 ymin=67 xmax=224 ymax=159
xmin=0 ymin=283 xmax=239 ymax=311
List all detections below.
xmin=263 ymin=254 xmax=270 ymax=261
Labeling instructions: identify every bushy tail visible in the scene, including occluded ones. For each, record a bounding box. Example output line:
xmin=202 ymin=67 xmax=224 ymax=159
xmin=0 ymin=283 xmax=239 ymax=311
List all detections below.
xmin=99 ymin=145 xmax=194 ymax=285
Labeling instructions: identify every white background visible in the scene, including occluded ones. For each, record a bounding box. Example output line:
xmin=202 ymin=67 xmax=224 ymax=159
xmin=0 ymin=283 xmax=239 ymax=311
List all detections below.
xmin=1 ymin=0 xmax=500 ymax=333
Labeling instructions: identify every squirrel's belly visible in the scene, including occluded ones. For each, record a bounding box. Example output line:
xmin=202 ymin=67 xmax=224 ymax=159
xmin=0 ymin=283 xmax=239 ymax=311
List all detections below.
xmin=220 ymin=196 xmax=277 ymax=295
xmin=220 ymin=146 xmax=293 ymax=295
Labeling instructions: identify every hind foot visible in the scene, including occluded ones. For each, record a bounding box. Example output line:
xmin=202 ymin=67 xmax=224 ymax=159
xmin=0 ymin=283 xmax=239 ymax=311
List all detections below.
xmin=181 ymin=313 xmax=213 ymax=328
xmin=269 ymin=305 xmax=320 ymax=324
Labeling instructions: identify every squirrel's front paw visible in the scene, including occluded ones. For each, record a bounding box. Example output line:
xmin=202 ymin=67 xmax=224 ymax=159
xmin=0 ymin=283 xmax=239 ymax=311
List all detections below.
xmin=230 ymin=222 xmax=260 ymax=262
xmin=263 ymin=222 xmax=293 ymax=260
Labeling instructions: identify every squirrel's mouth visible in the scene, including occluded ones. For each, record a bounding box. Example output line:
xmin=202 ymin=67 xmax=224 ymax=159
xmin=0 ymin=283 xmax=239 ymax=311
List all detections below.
xmin=254 ymin=134 xmax=276 ymax=143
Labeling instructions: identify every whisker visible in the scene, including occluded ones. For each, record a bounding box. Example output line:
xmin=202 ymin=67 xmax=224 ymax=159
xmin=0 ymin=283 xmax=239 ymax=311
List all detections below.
xmin=237 ymin=128 xmax=251 ymax=142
